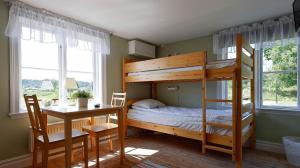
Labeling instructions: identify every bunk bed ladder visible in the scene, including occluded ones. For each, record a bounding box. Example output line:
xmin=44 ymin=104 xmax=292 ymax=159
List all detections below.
xmin=203 ymin=82 xmax=236 ymax=156
xmin=203 ymin=97 xmax=234 ymax=156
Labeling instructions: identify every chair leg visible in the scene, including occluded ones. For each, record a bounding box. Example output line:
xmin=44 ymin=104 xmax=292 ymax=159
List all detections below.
xmin=42 ymin=148 xmax=48 ymax=168
xmin=90 ymin=135 xmax=94 ymax=152
xmin=71 ymin=152 xmax=74 ymax=164
xmin=108 ymin=135 xmax=113 ymax=152
xmin=32 ymin=145 xmax=38 ymax=168
xmin=95 ymin=135 xmax=100 ymax=168
xmin=84 ymin=137 xmax=89 ymax=168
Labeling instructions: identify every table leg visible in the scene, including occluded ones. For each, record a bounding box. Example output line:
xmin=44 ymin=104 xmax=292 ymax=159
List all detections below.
xmin=117 ymin=109 xmax=125 ymax=164
xmin=64 ymin=117 xmax=72 ymax=168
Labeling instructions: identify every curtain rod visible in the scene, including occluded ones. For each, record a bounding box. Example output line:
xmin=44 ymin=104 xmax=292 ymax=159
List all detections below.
xmin=5 ymin=0 xmax=113 ymax=35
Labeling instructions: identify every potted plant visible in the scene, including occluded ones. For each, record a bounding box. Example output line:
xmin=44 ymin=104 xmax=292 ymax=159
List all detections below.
xmin=72 ymin=90 xmax=92 ymax=107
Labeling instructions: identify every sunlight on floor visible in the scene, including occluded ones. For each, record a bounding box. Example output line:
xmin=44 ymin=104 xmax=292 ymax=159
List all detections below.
xmin=71 ymin=147 xmax=159 ymax=167
xmin=125 ymin=147 xmax=159 ymax=160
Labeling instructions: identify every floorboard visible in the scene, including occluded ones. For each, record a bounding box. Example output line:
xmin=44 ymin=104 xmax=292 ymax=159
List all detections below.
xmin=35 ymin=133 xmax=293 ymax=168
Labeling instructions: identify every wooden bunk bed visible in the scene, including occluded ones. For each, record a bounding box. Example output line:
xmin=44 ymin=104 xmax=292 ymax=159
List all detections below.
xmin=122 ymin=34 xmax=255 ymax=168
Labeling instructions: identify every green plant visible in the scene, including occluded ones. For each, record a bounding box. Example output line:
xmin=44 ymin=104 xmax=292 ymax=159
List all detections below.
xmin=71 ymin=90 xmax=92 ymax=99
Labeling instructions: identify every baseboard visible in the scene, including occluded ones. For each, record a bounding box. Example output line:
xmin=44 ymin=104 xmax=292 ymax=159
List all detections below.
xmin=0 ymin=154 xmax=32 ymax=168
xmin=256 ymin=140 xmax=285 ymax=154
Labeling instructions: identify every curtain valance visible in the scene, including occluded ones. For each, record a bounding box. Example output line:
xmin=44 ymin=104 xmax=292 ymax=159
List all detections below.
xmin=213 ymin=15 xmax=296 ymax=57
xmin=5 ymin=1 xmax=110 ymax=54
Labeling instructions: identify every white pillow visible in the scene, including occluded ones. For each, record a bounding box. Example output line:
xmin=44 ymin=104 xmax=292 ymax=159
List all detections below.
xmin=132 ymin=99 xmax=165 ymax=109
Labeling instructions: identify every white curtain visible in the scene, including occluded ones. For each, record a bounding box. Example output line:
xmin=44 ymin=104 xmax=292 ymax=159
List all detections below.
xmin=213 ymin=15 xmax=297 ymax=107
xmin=5 ymin=0 xmax=110 ymax=54
xmin=6 ymin=1 xmax=110 ymax=114
xmin=213 ymin=15 xmax=296 ymax=58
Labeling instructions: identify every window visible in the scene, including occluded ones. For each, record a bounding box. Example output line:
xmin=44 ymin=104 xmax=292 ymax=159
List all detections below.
xmin=16 ymin=27 xmax=103 ymax=112
xmin=67 ymin=45 xmax=94 ymax=93
xmin=260 ymin=39 xmax=298 ymax=108
xmin=223 ymin=47 xmax=251 ymax=104
xmin=223 ymin=38 xmax=299 ymax=109
xmin=20 ymin=39 xmax=60 ymax=110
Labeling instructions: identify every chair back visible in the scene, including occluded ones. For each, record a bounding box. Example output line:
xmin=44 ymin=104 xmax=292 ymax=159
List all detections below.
xmin=106 ymin=92 xmax=126 ymax=123
xmin=110 ymin=92 xmax=126 ymax=107
xmin=24 ymin=94 xmax=49 ymax=143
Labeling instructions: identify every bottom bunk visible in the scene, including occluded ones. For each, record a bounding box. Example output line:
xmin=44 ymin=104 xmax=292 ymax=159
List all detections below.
xmin=126 ymin=102 xmax=254 ymax=149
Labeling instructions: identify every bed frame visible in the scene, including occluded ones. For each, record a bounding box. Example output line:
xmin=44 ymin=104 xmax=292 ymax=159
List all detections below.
xmin=122 ymin=33 xmax=255 ymax=168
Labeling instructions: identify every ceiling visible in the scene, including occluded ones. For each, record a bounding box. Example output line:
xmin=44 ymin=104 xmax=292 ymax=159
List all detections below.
xmin=21 ymin=0 xmax=293 ymax=45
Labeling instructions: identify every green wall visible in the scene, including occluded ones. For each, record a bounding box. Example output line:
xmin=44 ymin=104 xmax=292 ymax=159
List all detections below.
xmin=0 ymin=1 xmax=149 ymax=161
xmin=157 ymin=35 xmax=219 ymax=107
xmin=158 ymin=34 xmax=300 ymax=143
xmin=0 ymin=1 xmax=30 ymax=160
xmin=107 ymin=36 xmax=150 ymax=100
xmin=256 ymin=110 xmax=300 ymax=143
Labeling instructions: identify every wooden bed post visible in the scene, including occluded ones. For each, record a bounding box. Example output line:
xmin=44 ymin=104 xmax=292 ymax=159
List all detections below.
xmin=201 ymin=52 xmax=207 ymax=154
xmin=122 ymin=57 xmax=128 ymax=136
xmin=232 ymin=73 xmax=237 ymax=161
xmin=235 ymin=34 xmax=243 ymax=168
xmin=250 ymin=48 xmax=256 ymax=149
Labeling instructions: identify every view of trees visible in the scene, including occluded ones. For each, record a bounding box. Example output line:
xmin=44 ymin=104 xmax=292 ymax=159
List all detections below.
xmin=22 ymin=79 xmax=93 ymax=102
xmin=263 ymin=40 xmax=297 ymax=106
xmin=226 ymin=40 xmax=297 ymax=106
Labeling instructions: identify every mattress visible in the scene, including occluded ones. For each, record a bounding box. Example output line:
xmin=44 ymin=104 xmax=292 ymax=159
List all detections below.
xmin=127 ymin=105 xmax=250 ymax=136
xmin=128 ymin=59 xmax=235 ymax=76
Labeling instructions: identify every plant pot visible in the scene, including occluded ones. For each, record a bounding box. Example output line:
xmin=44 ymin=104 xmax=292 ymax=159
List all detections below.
xmin=78 ymin=98 xmax=88 ymax=107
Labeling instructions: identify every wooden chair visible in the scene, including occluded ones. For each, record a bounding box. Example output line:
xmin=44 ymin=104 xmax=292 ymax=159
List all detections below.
xmin=82 ymin=92 xmax=126 ymax=167
xmin=24 ymin=94 xmax=89 ymax=168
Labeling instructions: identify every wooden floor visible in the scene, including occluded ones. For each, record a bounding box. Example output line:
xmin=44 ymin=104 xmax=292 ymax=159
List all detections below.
xmin=42 ymin=133 xmax=293 ymax=168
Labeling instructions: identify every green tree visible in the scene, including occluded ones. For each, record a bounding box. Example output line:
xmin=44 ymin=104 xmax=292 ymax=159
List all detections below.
xmin=263 ymin=40 xmax=297 ymax=104
xmin=264 ymin=40 xmax=297 ymax=88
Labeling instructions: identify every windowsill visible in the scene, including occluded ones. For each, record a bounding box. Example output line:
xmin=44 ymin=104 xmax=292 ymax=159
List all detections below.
xmin=257 ymin=106 xmax=300 ymax=111
xmin=8 ymin=112 xmax=28 ymax=119
xmin=256 ymin=107 xmax=300 ymax=116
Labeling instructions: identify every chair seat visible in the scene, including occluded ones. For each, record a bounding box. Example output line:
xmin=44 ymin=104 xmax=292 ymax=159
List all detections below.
xmin=37 ymin=129 xmax=88 ymax=143
xmin=82 ymin=123 xmax=118 ymax=133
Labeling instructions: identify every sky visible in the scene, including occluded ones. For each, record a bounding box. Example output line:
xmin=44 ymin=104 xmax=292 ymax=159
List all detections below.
xmin=21 ymin=39 xmax=94 ymax=82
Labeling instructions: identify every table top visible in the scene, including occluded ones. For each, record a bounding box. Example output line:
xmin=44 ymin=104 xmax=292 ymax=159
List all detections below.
xmin=42 ymin=104 xmax=123 ymax=119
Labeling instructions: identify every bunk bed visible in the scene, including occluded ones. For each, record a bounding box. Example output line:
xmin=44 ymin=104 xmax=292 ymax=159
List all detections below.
xmin=122 ymin=34 xmax=255 ymax=168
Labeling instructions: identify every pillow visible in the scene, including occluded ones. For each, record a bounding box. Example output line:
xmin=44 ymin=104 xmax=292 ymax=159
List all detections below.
xmin=132 ymin=99 xmax=165 ymax=109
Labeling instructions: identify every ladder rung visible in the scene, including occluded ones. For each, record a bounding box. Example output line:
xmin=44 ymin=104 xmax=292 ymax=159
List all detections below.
xmin=205 ymin=145 xmax=232 ymax=154
xmin=206 ymin=99 xmax=232 ymax=103
xmin=207 ymin=122 xmax=232 ymax=129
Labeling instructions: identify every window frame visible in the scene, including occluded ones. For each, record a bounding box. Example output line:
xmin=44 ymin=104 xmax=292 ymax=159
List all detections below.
xmin=222 ymin=39 xmax=300 ymax=111
xmin=257 ymin=38 xmax=300 ymax=110
xmin=10 ymin=33 xmax=102 ymax=114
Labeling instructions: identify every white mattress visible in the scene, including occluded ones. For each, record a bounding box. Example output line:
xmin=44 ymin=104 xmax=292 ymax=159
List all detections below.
xmin=128 ymin=106 xmax=250 ymax=136
xmin=128 ymin=59 xmax=236 ymax=76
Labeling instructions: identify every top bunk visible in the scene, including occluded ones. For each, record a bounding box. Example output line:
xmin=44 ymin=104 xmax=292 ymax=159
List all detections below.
xmin=123 ymin=34 xmax=255 ymax=83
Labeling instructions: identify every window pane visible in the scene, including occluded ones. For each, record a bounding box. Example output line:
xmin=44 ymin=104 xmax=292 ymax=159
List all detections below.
xmin=67 ymin=46 xmax=94 ymax=98
xmin=67 ymin=72 xmax=93 ymax=93
xmin=20 ymin=38 xmax=60 ymax=110
xmin=21 ymin=69 xmax=59 ymax=109
xmin=262 ymin=72 xmax=297 ymax=107
xmin=226 ymin=80 xmax=250 ymax=103
xmin=67 ymin=47 xmax=93 ymax=73
xmin=21 ymin=39 xmax=59 ymax=69
xmin=263 ymin=39 xmax=297 ymax=72
xmin=262 ymin=38 xmax=298 ymax=108
xmin=227 ymin=47 xmax=236 ymax=59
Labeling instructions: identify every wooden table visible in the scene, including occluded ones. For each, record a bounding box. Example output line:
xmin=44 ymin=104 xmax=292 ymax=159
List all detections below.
xmin=42 ymin=104 xmax=125 ymax=168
